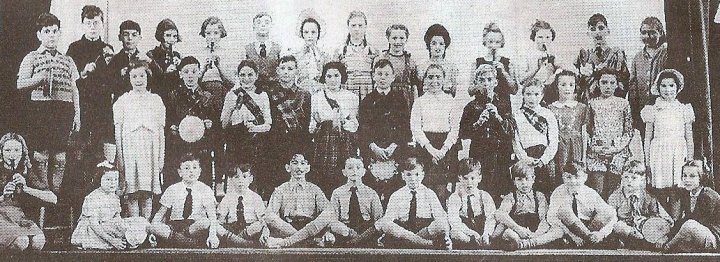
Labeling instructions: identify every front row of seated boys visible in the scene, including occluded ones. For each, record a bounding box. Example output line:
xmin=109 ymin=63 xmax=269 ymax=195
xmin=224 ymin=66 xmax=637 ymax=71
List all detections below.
xmin=71 ymin=152 xmax=720 ymax=253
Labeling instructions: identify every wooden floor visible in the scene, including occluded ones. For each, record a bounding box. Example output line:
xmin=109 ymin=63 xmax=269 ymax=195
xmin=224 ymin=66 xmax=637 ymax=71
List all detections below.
xmin=10 ymin=248 xmax=720 ymax=262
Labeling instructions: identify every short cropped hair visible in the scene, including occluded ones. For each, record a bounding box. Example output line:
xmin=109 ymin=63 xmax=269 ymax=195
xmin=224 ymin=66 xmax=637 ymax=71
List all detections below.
xmin=588 ymin=13 xmax=608 ymax=27
xmin=36 ymin=13 xmax=61 ymax=32
xmin=178 ymin=152 xmax=200 ymax=167
xmin=530 ymin=19 xmax=555 ymax=41
xmin=227 ymin=163 xmax=253 ymax=178
xmin=511 ymin=160 xmax=536 ymax=179
xmin=81 ymin=5 xmax=103 ymax=22
xmin=398 ymin=157 xmax=424 ymax=172
xmin=373 ymin=58 xmax=395 ymax=72
xmin=457 ymin=158 xmax=482 ymax=177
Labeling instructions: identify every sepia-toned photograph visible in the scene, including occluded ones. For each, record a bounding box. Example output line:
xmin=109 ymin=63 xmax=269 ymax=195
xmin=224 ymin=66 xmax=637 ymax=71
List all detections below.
xmin=0 ymin=0 xmax=717 ymax=260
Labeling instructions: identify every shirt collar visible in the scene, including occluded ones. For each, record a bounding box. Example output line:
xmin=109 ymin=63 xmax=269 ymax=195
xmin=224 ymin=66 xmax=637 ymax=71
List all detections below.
xmin=37 ymin=46 xmax=59 ymax=56
xmin=551 ymin=100 xmax=578 ymax=108
xmin=690 ymin=187 xmax=703 ymax=198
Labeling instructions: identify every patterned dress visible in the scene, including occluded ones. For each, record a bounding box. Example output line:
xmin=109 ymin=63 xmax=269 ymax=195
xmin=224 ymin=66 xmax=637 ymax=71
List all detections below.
xmin=548 ymin=101 xmax=589 ymax=177
xmin=586 ymin=96 xmax=633 ymax=175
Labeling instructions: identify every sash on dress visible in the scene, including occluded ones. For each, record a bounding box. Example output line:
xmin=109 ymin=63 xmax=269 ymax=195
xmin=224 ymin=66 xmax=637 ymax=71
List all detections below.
xmin=234 ymin=88 xmax=265 ymax=125
xmin=521 ymin=106 xmax=548 ymax=135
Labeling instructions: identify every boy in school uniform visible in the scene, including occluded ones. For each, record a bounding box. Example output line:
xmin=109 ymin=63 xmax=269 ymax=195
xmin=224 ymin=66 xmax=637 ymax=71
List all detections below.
xmin=547 ymin=161 xmax=618 ymax=248
xmin=264 ymin=154 xmax=329 ymax=246
xmin=376 ymin=157 xmax=451 ymax=249
xmin=216 ymin=163 xmax=269 ymax=247
xmin=268 ymin=157 xmax=384 ymax=248
xmin=245 ymin=12 xmax=281 ymax=85
xmin=148 ymin=153 xmax=219 ymax=248
xmin=447 ymin=158 xmax=497 ymax=249
xmin=105 ymin=20 xmax=153 ymax=100
xmin=496 ymin=160 xmax=564 ymax=250
xmin=574 ymin=13 xmax=630 ymax=102
xmin=608 ymin=160 xmax=672 ymax=249
xmin=16 ymin=13 xmax=80 ymax=196
xmin=364 ymin=159 xmax=404 ymax=210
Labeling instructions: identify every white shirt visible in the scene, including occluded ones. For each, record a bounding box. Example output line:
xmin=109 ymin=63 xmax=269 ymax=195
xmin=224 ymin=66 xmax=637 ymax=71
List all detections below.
xmin=309 ymin=89 xmax=359 ymax=133
xmin=383 ymin=185 xmax=447 ymax=223
xmin=547 ymin=184 xmax=617 ymax=244
xmin=410 ymin=91 xmax=462 ymax=149
xmin=160 ymin=181 xmax=216 ymax=221
xmin=513 ymin=106 xmax=559 ymax=165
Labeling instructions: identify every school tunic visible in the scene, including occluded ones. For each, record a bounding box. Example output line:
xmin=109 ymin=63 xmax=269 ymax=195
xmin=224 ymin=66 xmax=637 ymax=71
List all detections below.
xmin=335 ymin=42 xmax=378 ymax=100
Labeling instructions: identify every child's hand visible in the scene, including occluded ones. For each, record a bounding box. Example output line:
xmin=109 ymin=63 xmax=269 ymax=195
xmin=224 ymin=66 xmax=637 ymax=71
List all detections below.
xmin=481 ymin=233 xmax=491 ymax=246
xmin=579 ymin=63 xmax=594 ymax=77
xmin=371 ymin=144 xmax=388 ymax=161
xmin=206 ymin=235 xmax=220 ymax=249
xmin=3 ymin=182 xmax=16 ymax=197
xmin=517 ymin=227 xmax=532 ymax=239
xmin=166 ymin=64 xmax=177 ymax=73
xmin=73 ymin=115 xmax=81 ymax=132
xmin=322 ymin=232 xmax=336 ymax=246
xmin=110 ymin=238 xmax=127 ymax=250
xmin=82 ymin=62 xmax=97 ymax=78
xmin=588 ymin=232 xmax=604 ymax=244
xmin=203 ymin=119 xmax=213 ymax=129
xmin=12 ymin=174 xmax=25 ymax=188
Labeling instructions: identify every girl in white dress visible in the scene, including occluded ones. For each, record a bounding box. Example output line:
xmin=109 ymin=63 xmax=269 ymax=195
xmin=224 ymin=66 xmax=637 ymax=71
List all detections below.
xmin=641 ymin=69 xmax=694 ymax=189
xmin=114 ymin=61 xmax=166 ymax=219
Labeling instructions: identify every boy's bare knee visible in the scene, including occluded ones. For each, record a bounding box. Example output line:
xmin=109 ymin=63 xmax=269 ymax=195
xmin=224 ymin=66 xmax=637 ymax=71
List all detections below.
xmin=29 ymin=234 xmax=46 ymax=251
xmin=11 ymin=236 xmax=30 ymax=251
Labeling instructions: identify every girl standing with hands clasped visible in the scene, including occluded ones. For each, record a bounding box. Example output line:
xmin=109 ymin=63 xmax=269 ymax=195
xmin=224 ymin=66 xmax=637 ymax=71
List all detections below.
xmin=309 ymin=62 xmax=359 ymax=196
xmin=585 ymin=68 xmax=633 ymax=198
xmin=221 ymin=60 xmax=272 ymax=198
xmin=114 ymin=61 xmax=166 ymax=220
xmin=641 ymin=69 xmax=694 ymax=189
xmin=411 ymin=64 xmax=462 ymax=205
xmin=548 ymin=70 xmax=588 ymax=178
xmin=0 ymin=133 xmax=56 ymax=251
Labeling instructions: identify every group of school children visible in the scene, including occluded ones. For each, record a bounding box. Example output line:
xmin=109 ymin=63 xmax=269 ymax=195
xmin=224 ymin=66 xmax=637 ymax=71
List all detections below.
xmin=1 ymin=4 xmax=718 ymax=254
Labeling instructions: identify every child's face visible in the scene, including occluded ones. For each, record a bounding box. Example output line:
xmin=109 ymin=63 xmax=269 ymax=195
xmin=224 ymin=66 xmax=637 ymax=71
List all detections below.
xmin=424 ymin=67 xmax=444 ymax=94
xmin=230 ymin=170 xmax=253 ymax=191
xmin=373 ymin=65 xmax=394 ymax=92
xmin=640 ymin=24 xmax=660 ymax=48
xmin=178 ymin=160 xmax=202 ymax=182
xmin=562 ymin=172 xmax=587 ymax=190
xmin=102 ymin=46 xmax=114 ymax=64
xmin=342 ymin=159 xmax=366 ymax=183
xmin=534 ymin=29 xmax=553 ymax=51
xmin=82 ymin=16 xmax=103 ymax=40
xmin=401 ymin=167 xmax=425 ymax=190
xmin=324 ymin=68 xmax=342 ymax=90
xmin=100 ymin=171 xmax=119 ymax=194
xmin=276 ymin=61 xmax=298 ymax=84
xmin=473 ymin=70 xmax=498 ymax=95
xmin=658 ymin=78 xmax=678 ymax=100
xmin=2 ymin=140 xmax=23 ymax=165
xmin=587 ymin=21 xmax=610 ymax=46
xmin=522 ymin=85 xmax=544 ymax=108
xmin=348 ymin=16 xmax=366 ymax=40
xmin=429 ymin=36 xmax=446 ymax=59
xmin=514 ymin=175 xmax=536 ymax=194
xmin=285 ymin=155 xmax=310 ymax=179
xmin=129 ymin=68 xmax=148 ymax=91
xmin=162 ymin=29 xmax=179 ymax=48
xmin=557 ymin=75 xmax=577 ymax=98
xmin=119 ymin=29 xmax=141 ymax=51
xmin=238 ymin=66 xmax=258 ymax=87
xmin=180 ymin=64 xmax=201 ymax=88
xmin=37 ymin=25 xmax=60 ymax=49
xmin=204 ymin=23 xmax=223 ymax=44
xmin=302 ymin=22 xmax=319 ymax=45
xmin=253 ymin=15 xmax=272 ymax=35
xmin=459 ymin=171 xmax=482 ymax=192
xmin=621 ymin=172 xmax=645 ymax=192
xmin=598 ymin=74 xmax=618 ymax=98
xmin=387 ymin=29 xmax=407 ymax=54
xmin=681 ymin=167 xmax=702 ymax=191
xmin=484 ymin=32 xmax=503 ymax=51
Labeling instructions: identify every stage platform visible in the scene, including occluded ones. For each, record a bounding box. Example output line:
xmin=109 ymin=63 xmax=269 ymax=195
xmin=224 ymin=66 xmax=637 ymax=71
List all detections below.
xmin=9 ymin=248 xmax=720 ymax=261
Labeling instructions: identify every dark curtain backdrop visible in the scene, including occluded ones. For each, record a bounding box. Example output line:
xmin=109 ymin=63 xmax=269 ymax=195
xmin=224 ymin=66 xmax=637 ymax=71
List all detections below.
xmin=0 ymin=0 xmax=51 ymax=136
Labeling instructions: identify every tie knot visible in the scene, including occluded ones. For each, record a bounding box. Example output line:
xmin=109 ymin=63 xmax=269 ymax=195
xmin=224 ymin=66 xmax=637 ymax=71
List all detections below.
xmin=238 ymin=195 xmax=244 ymax=202
xmin=260 ymin=43 xmax=266 ymax=48
xmin=187 ymin=188 xmax=192 ymax=194
xmin=411 ymin=190 xmax=417 ymax=196
xmin=43 ymin=49 xmax=58 ymax=56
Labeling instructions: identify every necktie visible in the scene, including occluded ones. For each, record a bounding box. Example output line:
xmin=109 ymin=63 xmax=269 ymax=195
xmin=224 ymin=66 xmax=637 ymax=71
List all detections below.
xmin=594 ymin=47 xmax=603 ymax=59
xmin=629 ymin=194 xmax=640 ymax=227
xmin=42 ymin=49 xmax=58 ymax=56
xmin=260 ymin=43 xmax=267 ymax=58
xmin=349 ymin=186 xmax=361 ymax=227
xmin=409 ymin=190 xmax=417 ymax=224
xmin=571 ymin=193 xmax=579 ymax=217
xmin=466 ymin=195 xmax=474 ymax=219
xmin=236 ymin=195 xmax=246 ymax=225
xmin=183 ymin=188 xmax=193 ymax=220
